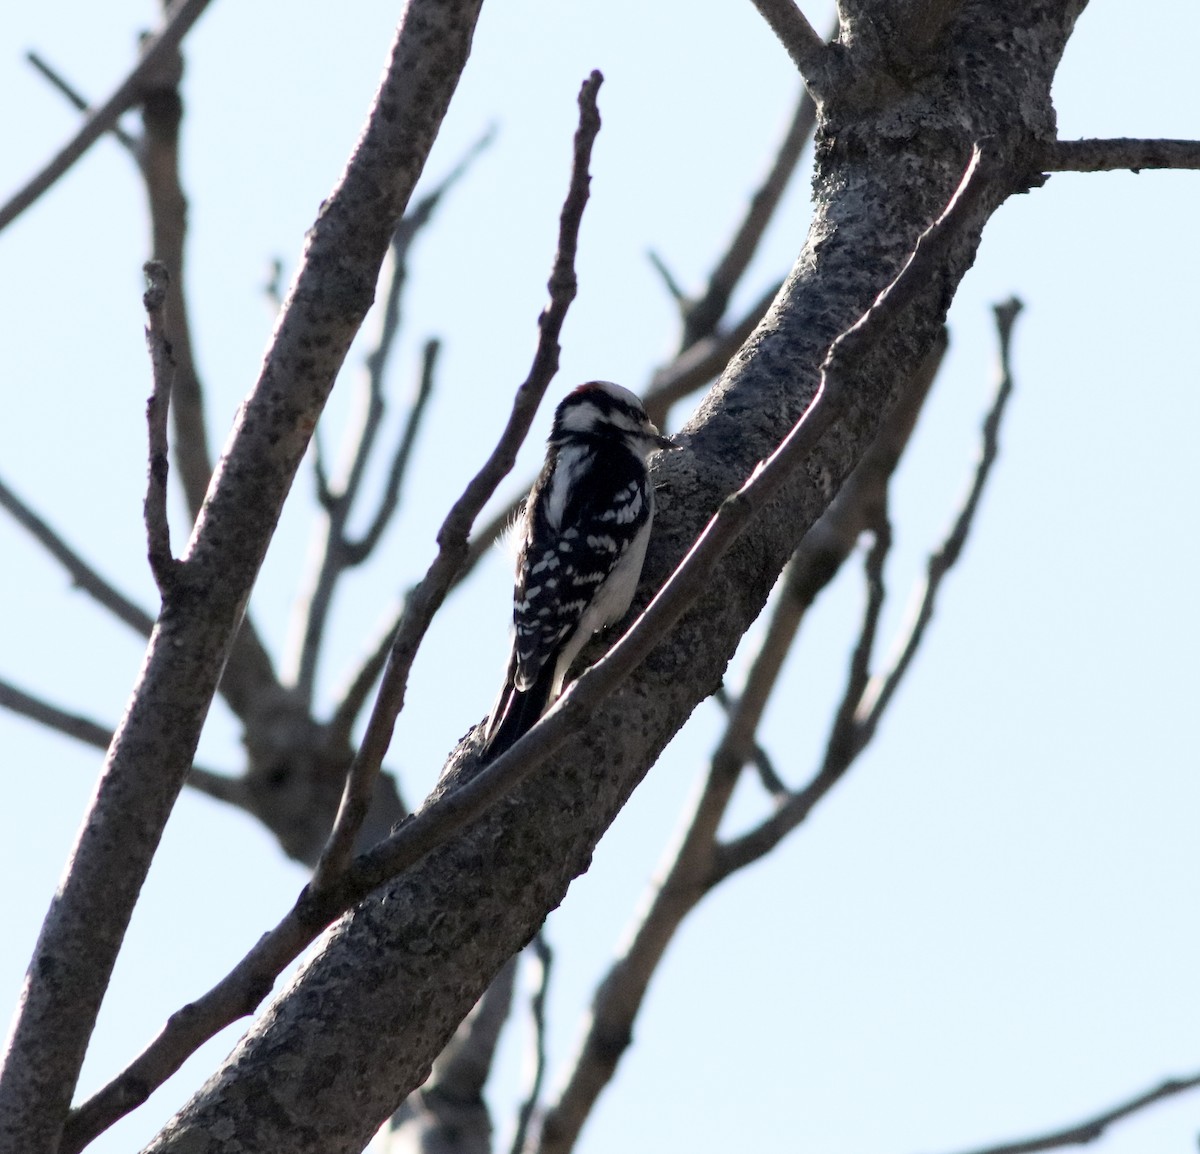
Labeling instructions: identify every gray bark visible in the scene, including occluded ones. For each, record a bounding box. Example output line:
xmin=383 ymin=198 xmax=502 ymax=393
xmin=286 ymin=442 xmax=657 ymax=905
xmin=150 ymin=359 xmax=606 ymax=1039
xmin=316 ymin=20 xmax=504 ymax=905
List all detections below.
xmin=141 ymin=2 xmax=1085 ymax=1152
xmin=0 ymin=1 xmax=484 ymax=1151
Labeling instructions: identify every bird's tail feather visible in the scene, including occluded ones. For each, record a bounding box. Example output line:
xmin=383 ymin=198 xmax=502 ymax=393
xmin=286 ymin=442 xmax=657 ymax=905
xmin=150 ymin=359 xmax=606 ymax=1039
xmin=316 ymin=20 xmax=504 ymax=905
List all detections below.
xmin=478 ymin=661 xmax=558 ymax=763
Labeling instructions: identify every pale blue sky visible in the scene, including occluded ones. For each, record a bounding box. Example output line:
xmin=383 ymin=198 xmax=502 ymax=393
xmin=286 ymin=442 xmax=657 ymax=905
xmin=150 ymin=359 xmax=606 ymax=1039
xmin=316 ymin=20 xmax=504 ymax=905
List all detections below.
xmin=1 ymin=3 xmax=1198 ymax=1152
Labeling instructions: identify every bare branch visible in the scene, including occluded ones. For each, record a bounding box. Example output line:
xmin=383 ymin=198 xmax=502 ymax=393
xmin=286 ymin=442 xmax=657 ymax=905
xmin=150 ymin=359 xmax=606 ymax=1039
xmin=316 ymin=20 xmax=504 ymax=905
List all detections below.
xmin=352 ymin=147 xmax=998 ymax=905
xmin=746 ymin=0 xmax=831 ymax=90
xmin=682 ymin=80 xmax=817 ymax=344
xmin=510 ymin=935 xmax=553 ymax=1154
xmin=855 ymin=296 xmax=1021 ymax=736
xmin=711 ymin=685 xmax=787 ymax=797
xmin=0 ymin=677 xmax=245 ymax=807
xmin=289 ymin=130 xmax=493 ymax=701
xmin=312 ymin=70 xmax=604 ymax=889
xmin=711 ymin=297 xmax=1018 ymax=885
xmin=646 ymin=249 xmax=688 ymax=305
xmin=931 ymin=1070 xmax=1200 ymax=1154
xmin=142 ymin=262 xmax=179 ymax=593
xmin=24 ymin=51 xmax=137 ymax=152
xmin=0 ymin=473 xmax=156 ymax=637
xmin=0 ymin=0 xmax=213 ymax=232
xmin=134 ymin=22 xmax=282 ymax=717
xmin=0 ymin=679 xmax=112 ymax=750
xmin=819 ymin=511 xmax=891 ymax=772
xmin=643 ymin=282 xmax=779 ymax=428
xmin=0 ymin=0 xmax=488 ymax=1142
xmin=345 ymin=338 xmax=440 ymax=564
xmin=138 ymin=49 xmax=215 ymax=526
xmin=1045 ymin=137 xmax=1200 ymax=173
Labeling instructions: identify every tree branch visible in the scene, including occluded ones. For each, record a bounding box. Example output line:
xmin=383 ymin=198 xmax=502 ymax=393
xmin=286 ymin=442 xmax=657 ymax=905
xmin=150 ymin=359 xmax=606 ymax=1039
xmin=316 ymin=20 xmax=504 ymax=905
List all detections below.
xmin=932 ymin=1070 xmax=1200 ymax=1154
xmin=288 ymin=129 xmax=492 ymax=701
xmin=746 ymin=0 xmax=832 ymax=90
xmin=24 ymin=51 xmax=138 ymax=152
xmin=711 ymin=297 xmax=1020 ymax=885
xmin=0 ymin=0 xmax=214 ymax=232
xmin=388 ymin=955 xmax=517 ymax=1154
xmin=0 ymin=476 xmax=155 ymax=637
xmin=62 ymin=143 xmax=990 ymax=1154
xmin=682 ymin=79 xmax=818 ymax=344
xmin=531 ymin=323 xmax=938 ymax=1151
xmin=0 ymin=679 xmax=113 ymax=750
xmin=510 ymin=935 xmax=553 ymax=1154
xmin=1045 ymin=137 xmax=1200 ymax=173
xmin=141 ymin=261 xmax=179 ymax=593
xmin=0 ymin=0 xmax=488 ymax=1146
xmin=311 ymin=71 xmax=605 ymax=890
xmin=855 ymin=296 xmax=1021 ymax=736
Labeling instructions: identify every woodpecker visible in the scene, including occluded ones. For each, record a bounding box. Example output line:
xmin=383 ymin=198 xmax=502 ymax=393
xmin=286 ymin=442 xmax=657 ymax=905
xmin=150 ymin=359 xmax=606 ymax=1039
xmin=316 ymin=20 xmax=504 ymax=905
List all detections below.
xmin=479 ymin=381 xmax=674 ymax=760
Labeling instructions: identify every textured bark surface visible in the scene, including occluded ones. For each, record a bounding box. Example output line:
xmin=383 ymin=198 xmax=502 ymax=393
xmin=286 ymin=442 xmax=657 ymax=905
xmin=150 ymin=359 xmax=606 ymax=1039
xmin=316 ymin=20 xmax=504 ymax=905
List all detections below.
xmin=142 ymin=3 xmax=1087 ymax=1152
xmin=0 ymin=2 xmax=484 ymax=1152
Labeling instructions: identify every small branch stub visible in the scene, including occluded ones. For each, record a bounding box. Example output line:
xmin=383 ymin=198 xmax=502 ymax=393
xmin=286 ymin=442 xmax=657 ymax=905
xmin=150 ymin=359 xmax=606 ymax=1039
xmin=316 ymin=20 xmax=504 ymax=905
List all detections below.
xmin=142 ymin=260 xmax=180 ymax=594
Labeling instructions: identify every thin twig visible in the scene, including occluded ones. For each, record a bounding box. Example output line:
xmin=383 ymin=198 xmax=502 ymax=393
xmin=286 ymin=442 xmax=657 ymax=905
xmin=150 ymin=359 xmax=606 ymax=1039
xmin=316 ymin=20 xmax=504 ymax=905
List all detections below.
xmin=0 ymin=0 xmax=213 ymax=232
xmin=345 ymin=338 xmax=440 ymax=564
xmin=746 ymin=0 xmax=831 ymax=90
xmin=25 ymin=51 xmax=138 ymax=152
xmin=819 ymin=511 xmax=891 ymax=772
xmin=683 ymin=80 xmax=818 ymax=345
xmin=333 ymin=81 xmax=805 ymax=709
xmin=0 ymin=676 xmax=244 ymax=805
xmin=1045 ymin=137 xmax=1200 ymax=173
xmin=644 ymin=282 xmax=780 ymax=428
xmin=930 ymin=1070 xmax=1200 ymax=1154
xmin=290 ymin=129 xmax=493 ymax=701
xmin=142 ymin=261 xmax=179 ymax=592
xmin=0 ymin=679 xmax=113 ymax=750
xmin=510 ymin=935 xmax=553 ymax=1154
xmin=710 ymin=296 xmax=1019 ymax=885
xmin=646 ymin=250 xmax=688 ymax=304
xmin=310 ymin=73 xmax=604 ymax=890
xmin=711 ymin=685 xmax=788 ymax=797
xmin=0 ymin=476 xmax=155 ymax=637
xmin=855 ymin=296 xmax=1021 ymax=737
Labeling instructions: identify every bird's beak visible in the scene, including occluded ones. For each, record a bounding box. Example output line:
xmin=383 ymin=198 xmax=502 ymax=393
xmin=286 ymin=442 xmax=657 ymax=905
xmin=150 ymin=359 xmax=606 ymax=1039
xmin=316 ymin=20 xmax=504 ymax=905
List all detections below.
xmin=654 ymin=431 xmax=680 ymax=451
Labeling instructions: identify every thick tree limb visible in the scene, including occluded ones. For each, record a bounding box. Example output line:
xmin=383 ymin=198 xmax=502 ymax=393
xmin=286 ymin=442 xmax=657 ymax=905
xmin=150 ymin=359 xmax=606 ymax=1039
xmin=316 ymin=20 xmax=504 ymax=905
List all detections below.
xmin=388 ymin=957 xmax=518 ymax=1154
xmin=0 ymin=0 xmax=214 ymax=232
xmin=142 ymin=95 xmax=1020 ymax=1146
xmin=932 ymin=1070 xmax=1200 ymax=1154
xmin=59 ymin=71 xmax=601 ymax=1150
xmin=1045 ymin=137 xmax=1200 ymax=172
xmin=63 ymin=133 xmax=989 ymax=1154
xmin=0 ymin=2 xmax=487 ymax=1149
